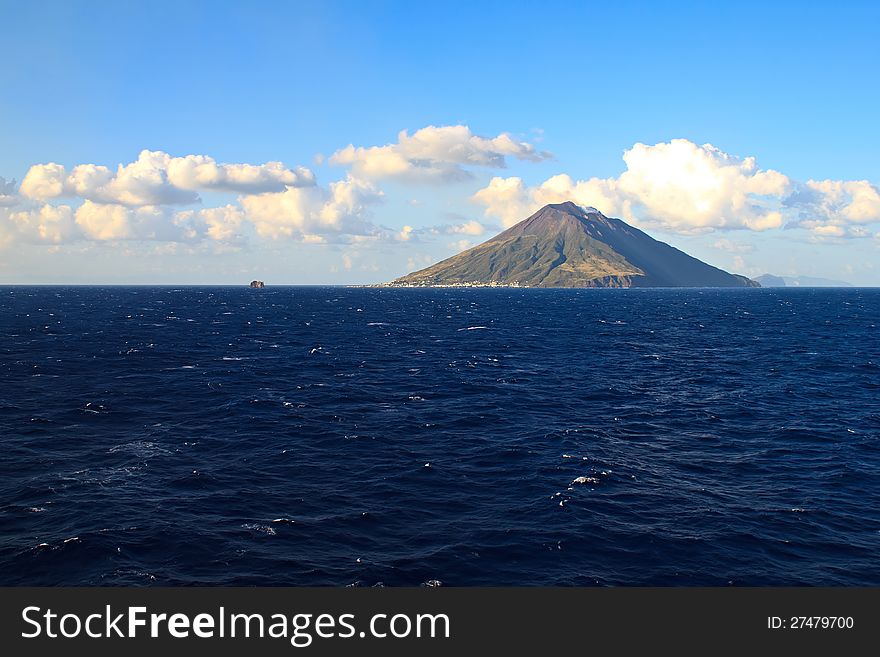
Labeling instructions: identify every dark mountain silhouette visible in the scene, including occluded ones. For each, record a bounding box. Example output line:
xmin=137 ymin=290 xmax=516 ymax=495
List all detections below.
xmin=390 ymin=202 xmax=759 ymax=288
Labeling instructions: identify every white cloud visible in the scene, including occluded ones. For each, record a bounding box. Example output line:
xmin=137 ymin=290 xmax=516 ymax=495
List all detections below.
xmin=446 ymin=219 xmax=485 ymax=236
xmin=1 ymin=201 xmax=251 ymax=245
xmin=4 ymin=152 xmax=381 ymax=247
xmin=0 ymin=215 xmax=12 ymax=247
xmin=166 ymin=155 xmax=314 ymax=193
xmin=73 ymin=201 xmax=205 ymax=242
xmin=471 ymin=176 xmax=532 ymax=227
xmin=238 ymin=176 xmax=383 ymax=240
xmin=712 ymin=238 xmax=755 ymax=253
xmin=7 ymin=135 xmax=878 ymax=256
xmin=330 ymin=125 xmax=551 ymax=183
xmin=811 ymin=224 xmax=847 ymax=238
xmin=74 ymin=202 xmax=136 ymax=240
xmin=448 ymin=239 xmax=474 ymax=252
xmin=473 ymin=139 xmax=791 ymax=232
xmin=405 ymin=253 xmax=434 ymax=271
xmin=615 ymin=141 xmax=788 ymax=231
xmin=175 ymin=205 xmax=245 ymax=242
xmin=6 ymin=204 xmax=77 ymax=243
xmin=22 ymin=156 xmax=195 ymax=205
xmin=0 ymin=177 xmax=18 ymax=207
xmin=20 ymin=150 xmax=315 ymax=206
xmin=399 ymin=218 xmax=488 ymax=242
xmin=785 ymin=180 xmax=880 ymax=237
xmin=19 ymin=164 xmax=68 ymax=200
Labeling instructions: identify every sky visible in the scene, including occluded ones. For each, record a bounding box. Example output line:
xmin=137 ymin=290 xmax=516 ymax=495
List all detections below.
xmin=1 ymin=0 xmax=879 ymax=285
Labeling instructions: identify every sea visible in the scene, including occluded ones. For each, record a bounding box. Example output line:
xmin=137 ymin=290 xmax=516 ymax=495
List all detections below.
xmin=1 ymin=286 xmax=878 ymax=586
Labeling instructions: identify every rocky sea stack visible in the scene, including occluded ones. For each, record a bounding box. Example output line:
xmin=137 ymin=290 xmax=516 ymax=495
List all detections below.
xmin=249 ymin=280 xmax=265 ymax=288
xmin=389 ymin=202 xmax=759 ymax=288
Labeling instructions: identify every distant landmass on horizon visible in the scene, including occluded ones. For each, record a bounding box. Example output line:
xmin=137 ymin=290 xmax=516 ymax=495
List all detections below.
xmin=754 ymin=274 xmax=852 ymax=288
xmin=387 ymin=202 xmax=759 ymax=288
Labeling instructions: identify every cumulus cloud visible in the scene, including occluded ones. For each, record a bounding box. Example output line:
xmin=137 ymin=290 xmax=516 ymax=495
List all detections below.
xmin=330 ymin=125 xmax=551 ymax=183
xmin=74 ymin=201 xmax=139 ymax=240
xmin=7 ymin=134 xmax=878 ymax=254
xmin=20 ymin=150 xmax=315 ymax=206
xmin=6 ymin=204 xmax=77 ymax=243
xmin=72 ymin=202 xmax=244 ymax=243
xmin=616 ymin=141 xmax=789 ymax=231
xmin=445 ymin=219 xmax=486 ymax=236
xmin=239 ymin=176 xmax=383 ymax=240
xmin=448 ymin=239 xmax=474 ymax=252
xmin=472 ymin=139 xmax=790 ymax=231
xmin=3 ymin=201 xmax=246 ymax=245
xmin=181 ymin=205 xmax=245 ymax=242
xmin=73 ymin=202 xmax=227 ymax=242
xmin=0 ymin=177 xmax=18 ymax=207
xmin=785 ymin=180 xmax=880 ymax=236
xmin=166 ymin=155 xmax=315 ymax=193
xmin=2 ymin=149 xmax=386 ymax=247
xmin=396 ymin=218 xmax=488 ymax=242
xmin=405 ymin=253 xmax=434 ymax=271
xmin=712 ymin=238 xmax=755 ymax=253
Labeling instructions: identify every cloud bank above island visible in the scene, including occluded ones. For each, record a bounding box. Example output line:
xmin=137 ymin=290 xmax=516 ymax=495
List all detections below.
xmin=472 ymin=139 xmax=880 ymax=239
xmin=1 ymin=127 xmax=879 ymax=253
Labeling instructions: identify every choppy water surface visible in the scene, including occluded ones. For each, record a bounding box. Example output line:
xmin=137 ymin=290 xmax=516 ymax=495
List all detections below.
xmin=1 ymin=286 xmax=878 ymax=585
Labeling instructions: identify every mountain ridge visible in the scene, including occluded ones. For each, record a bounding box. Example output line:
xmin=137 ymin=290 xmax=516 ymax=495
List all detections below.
xmin=389 ymin=202 xmax=759 ymax=288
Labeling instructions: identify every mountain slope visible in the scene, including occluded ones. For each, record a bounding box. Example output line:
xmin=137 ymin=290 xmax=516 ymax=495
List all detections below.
xmin=390 ymin=202 xmax=758 ymax=288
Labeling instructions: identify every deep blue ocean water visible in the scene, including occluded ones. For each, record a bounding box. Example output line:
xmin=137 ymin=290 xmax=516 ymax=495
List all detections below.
xmin=1 ymin=286 xmax=878 ymax=586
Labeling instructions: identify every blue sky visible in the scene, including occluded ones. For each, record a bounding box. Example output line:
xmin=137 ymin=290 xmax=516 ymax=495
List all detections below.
xmin=1 ymin=0 xmax=879 ymax=284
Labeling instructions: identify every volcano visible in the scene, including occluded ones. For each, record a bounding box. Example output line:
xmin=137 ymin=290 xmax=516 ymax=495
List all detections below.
xmin=389 ymin=202 xmax=759 ymax=288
